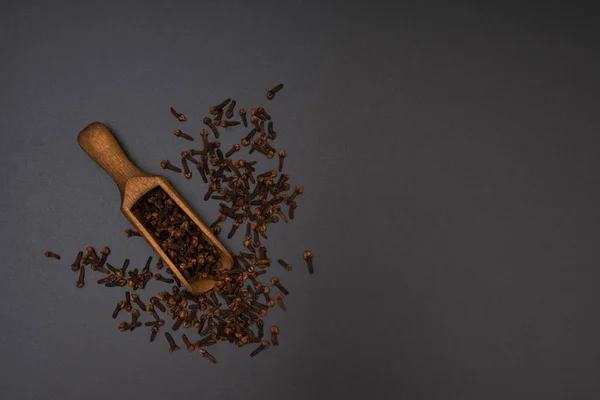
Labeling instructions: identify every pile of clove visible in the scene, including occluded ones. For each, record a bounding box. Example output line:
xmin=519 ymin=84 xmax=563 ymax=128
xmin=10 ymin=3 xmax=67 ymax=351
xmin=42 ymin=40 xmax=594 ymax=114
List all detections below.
xmin=132 ymin=187 xmax=220 ymax=283
xmin=45 ymin=83 xmax=315 ymax=362
xmin=46 ymin=244 xmax=300 ymax=362
xmin=163 ymin=84 xmax=302 ymax=248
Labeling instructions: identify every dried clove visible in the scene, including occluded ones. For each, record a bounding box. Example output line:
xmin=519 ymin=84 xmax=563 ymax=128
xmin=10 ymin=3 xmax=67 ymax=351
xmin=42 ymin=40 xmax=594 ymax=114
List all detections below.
xmin=198 ymin=349 xmax=218 ymax=363
xmin=160 ymin=160 xmax=182 ymax=173
xmin=71 ymin=251 xmax=83 ymax=271
xmin=239 ymin=108 xmax=248 ymax=127
xmin=270 ymin=277 xmax=289 ymax=295
xmin=225 ymin=100 xmax=236 ymax=119
xmin=277 ymin=259 xmax=292 ymax=271
xmin=124 ymin=229 xmax=141 ymax=237
xmin=303 ymin=250 xmax=314 ymax=275
xmin=266 ymin=83 xmax=283 ymax=100
xmin=270 ymin=326 xmax=279 ymax=346
xmin=165 ymin=332 xmax=180 ymax=353
xmin=170 ymin=107 xmax=187 ymax=122
xmin=250 ymin=341 xmax=270 ymax=357
xmin=174 ymin=129 xmax=194 ymax=141
xmin=44 ymin=251 xmax=61 ymax=260
xmin=76 ymin=266 xmax=85 ymax=288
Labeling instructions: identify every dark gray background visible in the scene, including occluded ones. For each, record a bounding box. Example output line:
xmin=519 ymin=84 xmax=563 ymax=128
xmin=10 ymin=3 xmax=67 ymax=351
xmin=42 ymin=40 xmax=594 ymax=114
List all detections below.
xmin=2 ymin=1 xmax=600 ymax=399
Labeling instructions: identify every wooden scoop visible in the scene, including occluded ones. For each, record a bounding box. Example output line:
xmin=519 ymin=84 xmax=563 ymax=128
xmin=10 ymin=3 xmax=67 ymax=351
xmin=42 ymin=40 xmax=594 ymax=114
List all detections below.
xmin=77 ymin=122 xmax=232 ymax=294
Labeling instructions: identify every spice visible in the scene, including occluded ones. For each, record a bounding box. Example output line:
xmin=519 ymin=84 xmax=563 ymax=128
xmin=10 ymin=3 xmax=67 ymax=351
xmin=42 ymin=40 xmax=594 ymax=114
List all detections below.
xmin=165 ymin=332 xmax=180 ymax=353
xmin=173 ymin=129 xmax=194 ymax=141
xmin=181 ymin=156 xmax=192 ymax=179
xmin=209 ymin=98 xmax=231 ymax=116
xmin=203 ymin=117 xmax=220 ymax=138
xmin=277 ymin=259 xmax=292 ymax=271
xmin=239 ymin=109 xmax=247 ymax=127
xmin=99 ymin=247 xmax=110 ymax=268
xmin=47 ymin=85 xmax=317 ymax=362
xmin=125 ymin=291 xmax=132 ymax=312
xmin=225 ymin=100 xmax=236 ymax=119
xmin=182 ymin=333 xmax=195 ymax=352
xmin=250 ymin=341 xmax=270 ymax=357
xmin=154 ymin=273 xmax=174 ymax=284
xmin=44 ymin=251 xmax=61 ymax=260
xmin=266 ymin=83 xmax=283 ymax=100
xmin=71 ymin=251 xmax=83 ymax=271
xmin=275 ymin=292 xmax=286 ymax=311
xmin=170 ymin=107 xmax=187 ymax=122
xmin=303 ymin=250 xmax=314 ymax=275
xmin=269 ymin=277 xmax=289 ymax=295
xmin=112 ymin=301 xmax=125 ymax=319
xmin=288 ymin=202 xmax=297 ymax=220
xmin=277 ymin=150 xmax=286 ymax=172
xmin=160 ymin=160 xmax=182 ymax=173
xmin=256 ymin=107 xmax=271 ymax=121
xmin=76 ymin=266 xmax=85 ymax=288
xmin=200 ymin=129 xmax=210 ymax=151
xmin=131 ymin=294 xmax=146 ymax=311
xmin=131 ymin=187 xmax=220 ymax=283
xmin=199 ymin=349 xmax=218 ymax=363
xmin=120 ymin=259 xmax=130 ymax=276
xmin=150 ymin=326 xmax=159 ymax=342
xmin=225 ymin=144 xmax=240 ymax=158
xmin=124 ymin=229 xmax=141 ymax=237
xmin=267 ymin=121 xmax=276 ymax=140
xmin=270 ymin=326 xmax=279 ymax=346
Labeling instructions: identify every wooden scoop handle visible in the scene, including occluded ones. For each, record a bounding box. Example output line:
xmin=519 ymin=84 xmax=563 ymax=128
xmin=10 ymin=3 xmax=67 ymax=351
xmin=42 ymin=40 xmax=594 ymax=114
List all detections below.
xmin=78 ymin=122 xmax=150 ymax=198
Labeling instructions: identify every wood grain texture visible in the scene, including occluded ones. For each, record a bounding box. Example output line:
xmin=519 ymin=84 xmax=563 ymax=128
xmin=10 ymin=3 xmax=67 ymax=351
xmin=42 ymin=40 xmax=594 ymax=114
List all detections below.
xmin=78 ymin=122 xmax=232 ymax=294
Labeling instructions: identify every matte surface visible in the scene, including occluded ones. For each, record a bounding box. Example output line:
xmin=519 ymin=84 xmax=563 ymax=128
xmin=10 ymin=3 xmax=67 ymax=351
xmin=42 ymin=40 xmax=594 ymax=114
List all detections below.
xmin=2 ymin=1 xmax=600 ymax=399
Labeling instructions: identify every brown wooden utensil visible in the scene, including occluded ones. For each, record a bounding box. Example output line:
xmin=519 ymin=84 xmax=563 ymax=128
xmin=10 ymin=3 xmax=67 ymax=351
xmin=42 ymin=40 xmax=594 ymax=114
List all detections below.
xmin=77 ymin=122 xmax=232 ymax=294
